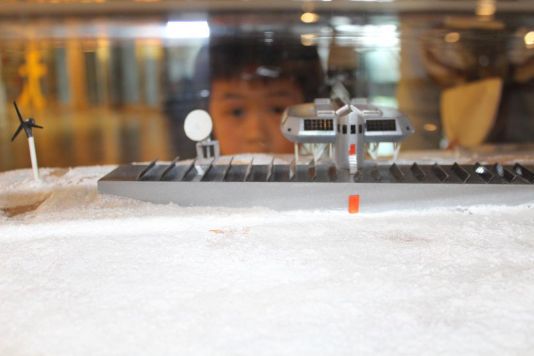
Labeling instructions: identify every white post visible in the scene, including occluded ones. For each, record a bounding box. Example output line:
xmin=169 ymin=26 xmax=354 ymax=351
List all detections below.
xmin=0 ymin=53 xmax=6 ymax=125
xmin=27 ymin=136 xmax=40 ymax=181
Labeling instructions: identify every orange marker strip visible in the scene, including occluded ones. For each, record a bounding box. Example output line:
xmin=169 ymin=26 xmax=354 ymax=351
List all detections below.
xmin=348 ymin=194 xmax=360 ymax=214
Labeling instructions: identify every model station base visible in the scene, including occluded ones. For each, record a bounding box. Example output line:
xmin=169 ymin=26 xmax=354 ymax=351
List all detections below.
xmin=97 ymin=158 xmax=534 ymax=213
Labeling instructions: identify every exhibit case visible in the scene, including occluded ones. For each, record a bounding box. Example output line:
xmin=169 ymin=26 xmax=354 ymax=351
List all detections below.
xmin=0 ymin=0 xmax=533 ymax=171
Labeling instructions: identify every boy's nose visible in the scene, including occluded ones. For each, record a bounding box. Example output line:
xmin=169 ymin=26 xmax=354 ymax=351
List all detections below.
xmin=243 ymin=107 xmax=265 ymax=140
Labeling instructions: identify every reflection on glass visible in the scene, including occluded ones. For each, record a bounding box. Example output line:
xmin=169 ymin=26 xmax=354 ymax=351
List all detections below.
xmin=0 ymin=7 xmax=532 ymax=172
xmin=202 ymin=36 xmax=325 ymax=154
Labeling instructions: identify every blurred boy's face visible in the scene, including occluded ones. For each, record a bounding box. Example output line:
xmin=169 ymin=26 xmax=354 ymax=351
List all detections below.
xmin=210 ymin=78 xmax=303 ymax=154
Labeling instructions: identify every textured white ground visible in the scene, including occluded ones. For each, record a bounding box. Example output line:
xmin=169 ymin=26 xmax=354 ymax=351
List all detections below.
xmin=1 ymin=165 xmax=534 ymax=355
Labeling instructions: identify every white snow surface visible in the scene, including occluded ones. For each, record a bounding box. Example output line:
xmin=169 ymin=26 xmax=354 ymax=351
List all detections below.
xmin=1 ymin=165 xmax=534 ymax=355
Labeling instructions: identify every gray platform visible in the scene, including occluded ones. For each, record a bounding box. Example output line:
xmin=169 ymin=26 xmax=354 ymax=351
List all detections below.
xmin=98 ymin=159 xmax=534 ymax=212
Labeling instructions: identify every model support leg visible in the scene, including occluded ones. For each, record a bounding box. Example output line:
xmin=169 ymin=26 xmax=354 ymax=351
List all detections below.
xmin=355 ymin=113 xmax=365 ymax=170
xmin=195 ymin=139 xmax=220 ymax=161
xmin=27 ymin=136 xmax=40 ymax=181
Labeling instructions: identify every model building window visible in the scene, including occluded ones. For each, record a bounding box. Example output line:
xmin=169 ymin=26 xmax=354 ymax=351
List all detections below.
xmin=303 ymin=119 xmax=334 ymax=131
xmin=342 ymin=125 xmax=347 ymax=134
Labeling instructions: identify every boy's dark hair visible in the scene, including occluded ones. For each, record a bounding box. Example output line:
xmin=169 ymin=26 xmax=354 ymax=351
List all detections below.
xmin=194 ymin=34 xmax=327 ymax=101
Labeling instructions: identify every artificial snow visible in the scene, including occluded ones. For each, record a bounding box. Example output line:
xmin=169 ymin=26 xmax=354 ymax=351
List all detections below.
xmin=1 ymin=165 xmax=534 ymax=355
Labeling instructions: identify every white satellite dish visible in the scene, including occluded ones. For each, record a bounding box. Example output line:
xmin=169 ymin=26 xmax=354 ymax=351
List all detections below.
xmin=184 ymin=109 xmax=213 ymax=142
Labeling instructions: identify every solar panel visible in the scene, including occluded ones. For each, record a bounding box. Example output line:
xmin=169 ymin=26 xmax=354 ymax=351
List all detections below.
xmin=365 ymin=119 xmax=397 ymax=132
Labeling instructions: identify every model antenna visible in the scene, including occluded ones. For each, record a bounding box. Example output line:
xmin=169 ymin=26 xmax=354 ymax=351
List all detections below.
xmin=332 ymin=82 xmax=351 ymax=106
xmin=184 ymin=109 xmax=213 ymax=142
xmin=184 ymin=109 xmax=220 ymax=161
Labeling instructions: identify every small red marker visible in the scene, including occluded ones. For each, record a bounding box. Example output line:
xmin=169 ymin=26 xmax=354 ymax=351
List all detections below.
xmin=348 ymin=144 xmax=356 ymax=155
xmin=348 ymin=194 xmax=360 ymax=214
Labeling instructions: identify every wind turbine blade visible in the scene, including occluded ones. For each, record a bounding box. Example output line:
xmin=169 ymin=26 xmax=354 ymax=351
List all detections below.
xmin=11 ymin=125 xmax=23 ymax=141
xmin=32 ymin=124 xmax=44 ymax=129
xmin=13 ymin=101 xmax=24 ymax=123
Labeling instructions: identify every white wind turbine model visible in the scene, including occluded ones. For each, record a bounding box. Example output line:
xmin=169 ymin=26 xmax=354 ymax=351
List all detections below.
xmin=11 ymin=101 xmax=43 ymax=181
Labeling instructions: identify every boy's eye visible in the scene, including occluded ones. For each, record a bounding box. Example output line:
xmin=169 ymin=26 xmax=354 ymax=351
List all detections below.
xmin=271 ymin=106 xmax=285 ymax=115
xmin=231 ymin=107 xmax=245 ymax=118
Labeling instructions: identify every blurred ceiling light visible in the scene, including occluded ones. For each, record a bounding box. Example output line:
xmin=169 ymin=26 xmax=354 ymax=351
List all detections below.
xmin=476 ymin=0 xmax=496 ymax=17
xmin=423 ymin=123 xmax=438 ymax=132
xmin=525 ymin=31 xmax=534 ymax=48
xmin=301 ymin=12 xmax=320 ymax=24
xmin=335 ymin=24 xmax=399 ymax=48
xmin=165 ymin=21 xmax=210 ymax=39
xmin=444 ymin=32 xmax=460 ymax=43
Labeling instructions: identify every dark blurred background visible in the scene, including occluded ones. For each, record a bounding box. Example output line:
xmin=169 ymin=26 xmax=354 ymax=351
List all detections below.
xmin=0 ymin=0 xmax=533 ymax=171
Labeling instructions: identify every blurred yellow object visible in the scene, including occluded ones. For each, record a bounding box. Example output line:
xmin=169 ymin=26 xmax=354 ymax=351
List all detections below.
xmin=525 ymin=31 xmax=534 ymax=47
xmin=475 ymin=0 xmax=496 ymax=17
xmin=300 ymin=12 xmax=319 ymax=24
xmin=17 ymin=45 xmax=47 ymax=111
xmin=441 ymin=77 xmax=502 ymax=148
xmin=444 ymin=31 xmax=460 ymax=43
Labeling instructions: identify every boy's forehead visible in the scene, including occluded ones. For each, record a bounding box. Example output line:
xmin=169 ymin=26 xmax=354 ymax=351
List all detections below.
xmin=211 ymin=78 xmax=300 ymax=98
